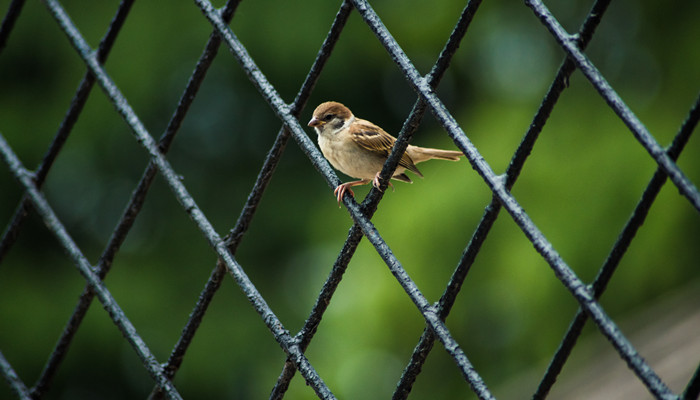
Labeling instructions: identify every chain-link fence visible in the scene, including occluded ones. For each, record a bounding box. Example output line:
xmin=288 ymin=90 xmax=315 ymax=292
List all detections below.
xmin=1 ymin=0 xmax=699 ymax=399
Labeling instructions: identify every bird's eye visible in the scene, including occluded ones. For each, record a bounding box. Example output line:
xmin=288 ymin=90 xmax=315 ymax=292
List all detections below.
xmin=323 ymin=114 xmax=334 ymax=121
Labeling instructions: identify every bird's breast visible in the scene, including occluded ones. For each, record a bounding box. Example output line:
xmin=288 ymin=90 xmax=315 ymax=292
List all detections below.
xmin=318 ymin=133 xmax=392 ymax=180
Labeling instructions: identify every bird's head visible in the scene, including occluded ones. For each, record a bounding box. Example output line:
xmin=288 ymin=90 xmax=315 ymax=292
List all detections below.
xmin=308 ymin=101 xmax=354 ymax=135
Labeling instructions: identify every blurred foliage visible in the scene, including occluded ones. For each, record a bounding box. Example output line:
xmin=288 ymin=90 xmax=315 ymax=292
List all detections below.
xmin=1 ymin=0 xmax=699 ymax=399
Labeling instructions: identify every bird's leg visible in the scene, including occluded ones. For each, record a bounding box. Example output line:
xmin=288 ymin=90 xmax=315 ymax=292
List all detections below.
xmin=333 ymin=179 xmax=371 ymax=206
xmin=371 ymin=172 xmax=394 ymax=192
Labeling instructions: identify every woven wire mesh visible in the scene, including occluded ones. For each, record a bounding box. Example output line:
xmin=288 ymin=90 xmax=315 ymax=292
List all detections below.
xmin=1 ymin=0 xmax=699 ymax=399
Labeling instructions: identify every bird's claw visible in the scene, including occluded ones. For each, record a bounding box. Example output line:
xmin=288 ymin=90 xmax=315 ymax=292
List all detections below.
xmin=333 ymin=184 xmax=354 ymax=207
xmin=372 ymin=173 xmax=394 ymax=192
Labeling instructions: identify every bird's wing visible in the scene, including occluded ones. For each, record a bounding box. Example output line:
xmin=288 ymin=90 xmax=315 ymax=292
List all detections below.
xmin=350 ymin=119 xmax=421 ymax=175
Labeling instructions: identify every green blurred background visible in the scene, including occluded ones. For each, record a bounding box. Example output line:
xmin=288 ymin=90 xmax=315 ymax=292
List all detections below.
xmin=1 ymin=0 xmax=698 ymax=399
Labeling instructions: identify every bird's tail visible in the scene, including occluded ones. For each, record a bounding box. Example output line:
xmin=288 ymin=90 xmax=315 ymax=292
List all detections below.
xmin=410 ymin=146 xmax=464 ymax=163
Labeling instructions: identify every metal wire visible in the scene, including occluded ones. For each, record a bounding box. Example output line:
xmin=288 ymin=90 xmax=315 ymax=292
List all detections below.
xmin=39 ymin=0 xmax=241 ymax=397
xmin=194 ymin=0 xmax=494 ymax=397
xmin=0 ymin=0 xmax=25 ymax=53
xmin=0 ymin=134 xmax=183 ymax=400
xmin=40 ymin=0 xmax=335 ymax=397
xmin=0 ymin=350 xmax=30 ymax=400
xmin=0 ymin=0 xmax=697 ymax=399
xmin=154 ymin=2 xmax=353 ymax=398
xmin=534 ymin=92 xmax=700 ymax=399
xmin=394 ymin=0 xmax=612 ymax=397
xmin=0 ymin=0 xmax=133 ymax=265
xmin=523 ymin=0 xmax=700 ymax=213
xmin=10 ymin=3 xmax=136 ymax=397
xmin=273 ymin=1 xmax=485 ymax=398
xmin=351 ymin=1 xmax=682 ymax=396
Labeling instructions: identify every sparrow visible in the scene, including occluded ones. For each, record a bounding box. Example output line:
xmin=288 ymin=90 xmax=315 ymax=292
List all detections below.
xmin=308 ymin=101 xmax=464 ymax=206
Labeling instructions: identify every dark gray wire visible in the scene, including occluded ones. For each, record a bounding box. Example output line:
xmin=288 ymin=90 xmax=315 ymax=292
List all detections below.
xmin=155 ymin=2 xmax=353 ymax=398
xmin=394 ymin=0 xmax=612 ymax=396
xmin=40 ymin=0 xmax=336 ymax=397
xmin=523 ymin=0 xmax=700 ymax=213
xmin=349 ymin=0 xmax=677 ymax=398
xmin=534 ymin=93 xmax=700 ymax=399
xmin=0 ymin=0 xmax=694 ymax=398
xmin=0 ymin=134 xmax=183 ymax=400
xmin=193 ymin=0 xmax=495 ymax=397
xmin=273 ymin=1 xmax=484 ymax=398
xmin=0 ymin=350 xmax=31 ymax=400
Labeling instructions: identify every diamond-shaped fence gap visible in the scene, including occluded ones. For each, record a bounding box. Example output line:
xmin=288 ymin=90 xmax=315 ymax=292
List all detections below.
xmin=579 ymin=2 xmax=665 ymax=114
xmin=367 ymin=200 xmax=475 ymax=303
xmin=579 ymin=4 xmax=698 ymax=148
xmin=466 ymin=3 xmax=561 ymax=106
xmin=54 ymin=1 xmax=119 ymax=48
xmin=65 ymin=308 xmax=164 ymax=399
xmin=449 ymin=218 xmax=578 ymax=373
xmin=544 ymin=282 xmax=700 ymax=399
xmin=234 ymin=193 xmax=336 ymax=331
xmin=556 ymin=296 xmax=689 ymax=399
xmin=301 ymin=14 xmax=410 ymax=112
xmin=0 ymin=218 xmax=85 ymax=381
xmin=298 ymin=260 xmax=426 ymax=398
xmin=539 ymin=0 xmax=598 ymax=33
xmin=172 ymin=282 xmax=302 ymax=398
xmin=313 ymin=349 xmax=404 ymax=399
xmin=99 ymin=6 xmax=214 ymax=128
xmin=228 ymin=1 xmax=341 ymax=103
xmin=604 ymin=197 xmax=700 ymax=309
xmin=370 ymin=0 xmax=469 ymax=70
xmin=366 ymin=2 xmax=469 ymax=116
xmin=0 ymin=6 xmax=86 ymax=167
xmin=402 ymin=345 xmax=474 ymax=400
xmin=509 ymin=106 xmax=655 ymax=275
xmin=41 ymin=102 xmax=150 ymax=260
xmin=292 ymin=242 xmax=381 ymax=327
xmin=459 ymin=5 xmax=563 ymax=167
xmin=464 ymin=103 xmax=539 ymax=176
xmin=167 ymin=88 xmax=280 ymax=234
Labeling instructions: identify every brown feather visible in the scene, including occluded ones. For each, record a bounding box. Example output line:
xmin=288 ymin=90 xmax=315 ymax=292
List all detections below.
xmin=349 ymin=119 xmax=423 ymax=176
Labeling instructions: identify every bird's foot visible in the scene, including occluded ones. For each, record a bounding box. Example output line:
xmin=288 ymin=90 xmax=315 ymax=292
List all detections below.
xmin=333 ymin=184 xmax=355 ymax=207
xmin=372 ymin=173 xmax=394 ymax=192
xmin=333 ymin=179 xmax=371 ymax=207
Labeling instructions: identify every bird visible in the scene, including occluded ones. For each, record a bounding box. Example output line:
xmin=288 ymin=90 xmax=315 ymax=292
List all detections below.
xmin=308 ymin=101 xmax=464 ymax=206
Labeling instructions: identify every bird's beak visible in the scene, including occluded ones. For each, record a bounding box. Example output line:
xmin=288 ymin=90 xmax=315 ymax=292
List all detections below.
xmin=308 ymin=117 xmax=324 ymax=127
